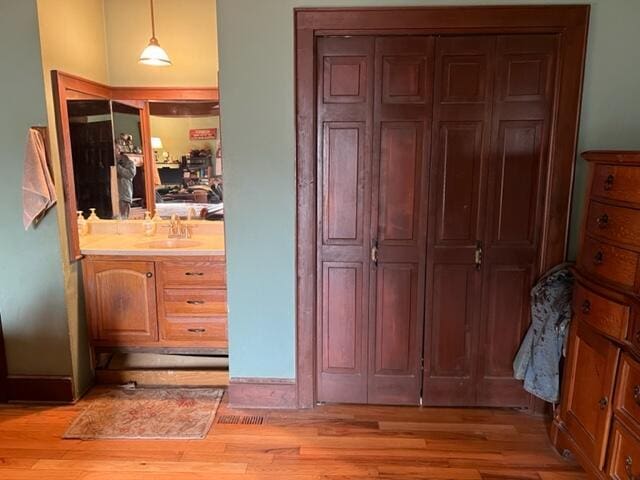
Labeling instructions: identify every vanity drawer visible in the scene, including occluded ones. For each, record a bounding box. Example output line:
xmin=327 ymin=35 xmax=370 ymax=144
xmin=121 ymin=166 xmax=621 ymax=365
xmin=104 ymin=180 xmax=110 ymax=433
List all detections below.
xmin=592 ymin=163 xmax=640 ymax=206
xmin=161 ymin=288 xmax=227 ymax=316
xmin=615 ymin=354 xmax=640 ymax=429
xmin=586 ymin=201 xmax=640 ymax=249
xmin=573 ymin=282 xmax=630 ymax=341
xmin=606 ymin=420 xmax=640 ymax=480
xmin=159 ymin=315 xmax=227 ymax=345
xmin=159 ymin=261 xmax=226 ymax=288
xmin=578 ymin=236 xmax=640 ymax=292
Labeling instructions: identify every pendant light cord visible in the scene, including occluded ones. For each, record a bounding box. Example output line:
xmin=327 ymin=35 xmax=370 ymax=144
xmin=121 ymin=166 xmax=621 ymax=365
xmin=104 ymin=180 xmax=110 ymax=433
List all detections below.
xmin=150 ymin=0 xmax=156 ymax=39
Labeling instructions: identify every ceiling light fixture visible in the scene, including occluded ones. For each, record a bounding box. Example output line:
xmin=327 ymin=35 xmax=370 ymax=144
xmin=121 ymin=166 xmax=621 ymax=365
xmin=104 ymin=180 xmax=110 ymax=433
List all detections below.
xmin=139 ymin=0 xmax=171 ymax=67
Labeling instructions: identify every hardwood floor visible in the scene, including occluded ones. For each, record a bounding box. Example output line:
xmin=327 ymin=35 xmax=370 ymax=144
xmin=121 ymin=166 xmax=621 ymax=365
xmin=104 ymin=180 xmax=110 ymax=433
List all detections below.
xmin=0 ymin=389 xmax=586 ymax=479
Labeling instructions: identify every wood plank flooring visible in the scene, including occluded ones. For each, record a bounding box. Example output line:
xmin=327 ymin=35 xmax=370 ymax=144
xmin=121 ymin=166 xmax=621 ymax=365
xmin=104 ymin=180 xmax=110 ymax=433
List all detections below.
xmin=0 ymin=389 xmax=586 ymax=479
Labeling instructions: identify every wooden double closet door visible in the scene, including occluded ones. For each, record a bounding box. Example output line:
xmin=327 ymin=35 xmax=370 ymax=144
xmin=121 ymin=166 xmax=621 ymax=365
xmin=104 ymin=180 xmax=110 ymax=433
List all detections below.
xmin=316 ymin=34 xmax=559 ymax=406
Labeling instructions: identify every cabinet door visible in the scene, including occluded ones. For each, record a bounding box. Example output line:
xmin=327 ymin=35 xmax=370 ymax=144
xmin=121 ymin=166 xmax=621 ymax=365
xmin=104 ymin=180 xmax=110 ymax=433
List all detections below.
xmin=560 ymin=320 xmax=620 ymax=469
xmin=84 ymin=260 xmax=158 ymax=344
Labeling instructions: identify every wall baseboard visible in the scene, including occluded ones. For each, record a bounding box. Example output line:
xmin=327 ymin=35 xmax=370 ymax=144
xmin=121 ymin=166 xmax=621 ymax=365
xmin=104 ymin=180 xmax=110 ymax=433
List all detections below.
xmin=6 ymin=375 xmax=74 ymax=403
xmin=228 ymin=377 xmax=297 ymax=409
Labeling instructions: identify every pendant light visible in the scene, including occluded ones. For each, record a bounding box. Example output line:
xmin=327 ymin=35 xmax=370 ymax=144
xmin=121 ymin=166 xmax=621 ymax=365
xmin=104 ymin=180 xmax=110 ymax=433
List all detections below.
xmin=139 ymin=0 xmax=171 ymax=66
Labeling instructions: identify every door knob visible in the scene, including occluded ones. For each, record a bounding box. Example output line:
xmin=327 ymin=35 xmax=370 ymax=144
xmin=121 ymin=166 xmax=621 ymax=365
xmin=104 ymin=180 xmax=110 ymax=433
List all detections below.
xmin=146 ymin=272 xmax=153 ymax=278
xmin=598 ymin=396 xmax=609 ymax=410
xmin=625 ymin=456 xmax=639 ymax=480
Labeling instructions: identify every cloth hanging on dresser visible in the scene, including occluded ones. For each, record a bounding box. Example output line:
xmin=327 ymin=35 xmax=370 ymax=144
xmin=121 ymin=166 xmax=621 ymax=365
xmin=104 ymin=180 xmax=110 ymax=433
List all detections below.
xmin=22 ymin=128 xmax=56 ymax=229
xmin=513 ymin=265 xmax=574 ymax=403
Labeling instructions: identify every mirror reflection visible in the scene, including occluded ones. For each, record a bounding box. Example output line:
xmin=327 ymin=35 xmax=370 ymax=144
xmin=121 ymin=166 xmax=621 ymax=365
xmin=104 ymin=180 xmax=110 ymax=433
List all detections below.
xmin=112 ymin=101 xmax=147 ymax=218
xmin=67 ymin=99 xmax=115 ymax=219
xmin=67 ymin=99 xmax=148 ymax=220
xmin=150 ymin=101 xmax=223 ymax=220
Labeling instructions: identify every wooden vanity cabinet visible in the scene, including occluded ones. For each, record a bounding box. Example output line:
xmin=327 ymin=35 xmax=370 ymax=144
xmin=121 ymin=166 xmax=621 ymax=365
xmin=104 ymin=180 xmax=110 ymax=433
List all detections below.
xmin=83 ymin=259 xmax=159 ymax=344
xmin=83 ymin=255 xmax=227 ymax=350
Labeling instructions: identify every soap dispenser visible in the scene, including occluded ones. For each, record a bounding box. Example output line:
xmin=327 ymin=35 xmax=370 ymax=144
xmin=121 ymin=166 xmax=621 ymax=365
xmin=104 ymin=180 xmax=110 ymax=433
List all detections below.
xmin=77 ymin=211 xmax=89 ymax=236
xmin=143 ymin=211 xmax=156 ymax=236
xmin=87 ymin=208 xmax=100 ymax=222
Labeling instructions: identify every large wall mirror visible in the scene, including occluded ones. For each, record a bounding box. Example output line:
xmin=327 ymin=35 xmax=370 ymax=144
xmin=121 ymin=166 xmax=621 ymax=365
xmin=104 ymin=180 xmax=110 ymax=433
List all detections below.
xmin=150 ymin=100 xmax=223 ymax=220
xmin=53 ymin=71 xmax=220 ymax=260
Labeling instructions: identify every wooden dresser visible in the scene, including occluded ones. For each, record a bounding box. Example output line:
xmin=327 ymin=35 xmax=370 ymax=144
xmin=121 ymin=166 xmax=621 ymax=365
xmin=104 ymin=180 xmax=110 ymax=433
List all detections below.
xmin=551 ymin=151 xmax=640 ymax=479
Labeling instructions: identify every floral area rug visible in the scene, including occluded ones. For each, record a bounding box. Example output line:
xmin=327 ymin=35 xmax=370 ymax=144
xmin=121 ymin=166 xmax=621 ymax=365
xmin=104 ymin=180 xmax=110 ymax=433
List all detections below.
xmin=64 ymin=387 xmax=224 ymax=439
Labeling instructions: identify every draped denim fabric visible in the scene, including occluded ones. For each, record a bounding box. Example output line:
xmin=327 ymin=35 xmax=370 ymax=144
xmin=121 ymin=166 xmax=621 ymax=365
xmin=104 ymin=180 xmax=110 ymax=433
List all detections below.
xmin=513 ymin=268 xmax=574 ymax=403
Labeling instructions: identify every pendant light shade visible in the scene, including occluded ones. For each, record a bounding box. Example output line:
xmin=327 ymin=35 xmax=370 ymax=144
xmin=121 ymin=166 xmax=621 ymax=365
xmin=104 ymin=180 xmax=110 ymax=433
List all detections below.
xmin=139 ymin=0 xmax=171 ymax=66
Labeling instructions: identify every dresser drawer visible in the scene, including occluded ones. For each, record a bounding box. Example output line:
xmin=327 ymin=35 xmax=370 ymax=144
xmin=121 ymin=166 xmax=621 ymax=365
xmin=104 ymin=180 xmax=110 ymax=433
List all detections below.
xmin=586 ymin=201 xmax=640 ymax=249
xmin=573 ymin=282 xmax=630 ymax=341
xmin=159 ymin=315 xmax=227 ymax=345
xmin=159 ymin=261 xmax=226 ymax=288
xmin=161 ymin=288 xmax=227 ymax=316
xmin=592 ymin=163 xmax=640 ymax=206
xmin=606 ymin=420 xmax=640 ymax=480
xmin=578 ymin=236 xmax=640 ymax=292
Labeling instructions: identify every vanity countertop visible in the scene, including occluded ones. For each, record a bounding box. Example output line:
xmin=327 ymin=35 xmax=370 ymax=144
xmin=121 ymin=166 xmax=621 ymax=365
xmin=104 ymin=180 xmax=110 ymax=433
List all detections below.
xmin=79 ymin=233 xmax=225 ymax=256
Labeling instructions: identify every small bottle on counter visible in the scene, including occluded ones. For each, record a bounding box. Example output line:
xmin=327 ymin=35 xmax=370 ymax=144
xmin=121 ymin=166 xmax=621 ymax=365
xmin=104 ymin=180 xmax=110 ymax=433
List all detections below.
xmin=152 ymin=211 xmax=162 ymax=223
xmin=143 ymin=211 xmax=156 ymax=236
xmin=77 ymin=211 xmax=89 ymax=236
xmin=88 ymin=208 xmax=100 ymax=222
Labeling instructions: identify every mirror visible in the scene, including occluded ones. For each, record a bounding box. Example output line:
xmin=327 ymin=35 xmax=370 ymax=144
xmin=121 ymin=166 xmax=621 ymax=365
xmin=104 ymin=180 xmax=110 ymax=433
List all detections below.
xmin=150 ymin=101 xmax=223 ymax=220
xmin=112 ymin=101 xmax=147 ymax=218
xmin=67 ymin=100 xmax=148 ymax=220
xmin=67 ymin=99 xmax=115 ymax=219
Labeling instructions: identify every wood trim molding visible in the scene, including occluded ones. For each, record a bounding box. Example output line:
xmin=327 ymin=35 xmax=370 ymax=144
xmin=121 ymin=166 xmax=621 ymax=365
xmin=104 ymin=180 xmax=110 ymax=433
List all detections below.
xmin=294 ymin=5 xmax=590 ymax=408
xmin=6 ymin=376 xmax=74 ymax=404
xmin=228 ymin=378 xmax=297 ymax=409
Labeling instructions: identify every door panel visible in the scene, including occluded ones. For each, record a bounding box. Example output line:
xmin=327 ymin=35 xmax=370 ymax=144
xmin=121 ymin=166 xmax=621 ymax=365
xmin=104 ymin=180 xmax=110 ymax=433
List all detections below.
xmin=322 ymin=122 xmax=365 ymax=244
xmin=317 ymin=37 xmax=374 ymax=404
xmin=561 ymin=321 xmax=619 ymax=469
xmin=85 ymin=260 xmax=158 ymax=344
xmin=423 ymin=35 xmax=495 ymax=406
xmin=367 ymin=36 xmax=433 ymax=405
xmin=476 ymin=34 xmax=558 ymax=406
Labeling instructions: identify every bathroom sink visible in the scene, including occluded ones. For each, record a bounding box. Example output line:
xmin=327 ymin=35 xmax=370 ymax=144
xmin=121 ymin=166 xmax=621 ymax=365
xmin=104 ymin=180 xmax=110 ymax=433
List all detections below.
xmin=137 ymin=239 xmax=202 ymax=249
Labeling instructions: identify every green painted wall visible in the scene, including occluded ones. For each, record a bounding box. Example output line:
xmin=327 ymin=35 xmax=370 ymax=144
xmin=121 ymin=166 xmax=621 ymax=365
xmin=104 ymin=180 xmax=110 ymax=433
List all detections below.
xmin=217 ymin=0 xmax=640 ymax=379
xmin=0 ymin=0 xmax=72 ymax=377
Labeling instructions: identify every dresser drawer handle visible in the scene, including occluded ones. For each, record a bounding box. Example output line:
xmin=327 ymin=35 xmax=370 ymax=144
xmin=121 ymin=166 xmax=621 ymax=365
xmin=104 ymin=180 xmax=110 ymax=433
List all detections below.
xmin=625 ymin=456 xmax=639 ymax=480
xmin=581 ymin=300 xmax=591 ymax=314
xmin=593 ymin=250 xmax=604 ymax=265
xmin=186 ymin=300 xmax=205 ymax=305
xmin=598 ymin=396 xmax=609 ymax=410
xmin=185 ymin=272 xmax=204 ymax=276
xmin=596 ymin=213 xmax=609 ymax=228
xmin=633 ymin=385 xmax=640 ymax=405
xmin=604 ymin=174 xmax=615 ymax=191
xmin=187 ymin=328 xmax=206 ymax=333
xmin=146 ymin=272 xmax=153 ymax=278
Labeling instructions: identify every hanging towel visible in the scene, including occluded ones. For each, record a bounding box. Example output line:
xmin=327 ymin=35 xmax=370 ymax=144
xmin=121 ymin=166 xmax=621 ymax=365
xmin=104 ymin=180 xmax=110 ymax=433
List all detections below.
xmin=513 ymin=266 xmax=574 ymax=403
xmin=22 ymin=128 xmax=56 ymax=229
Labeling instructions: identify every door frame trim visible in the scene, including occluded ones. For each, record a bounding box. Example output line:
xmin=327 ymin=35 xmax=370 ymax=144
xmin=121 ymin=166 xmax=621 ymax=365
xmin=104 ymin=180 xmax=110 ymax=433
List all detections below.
xmin=295 ymin=5 xmax=590 ymax=408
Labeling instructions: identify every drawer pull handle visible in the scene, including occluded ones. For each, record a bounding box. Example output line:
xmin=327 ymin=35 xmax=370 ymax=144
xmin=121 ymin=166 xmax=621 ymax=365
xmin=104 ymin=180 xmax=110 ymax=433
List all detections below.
xmin=625 ymin=456 xmax=638 ymax=480
xmin=185 ymin=272 xmax=204 ymax=276
xmin=596 ymin=213 xmax=609 ymax=228
xmin=186 ymin=300 xmax=205 ymax=305
xmin=593 ymin=250 xmax=604 ymax=265
xmin=146 ymin=272 xmax=153 ymax=278
xmin=187 ymin=328 xmax=206 ymax=333
xmin=633 ymin=385 xmax=640 ymax=405
xmin=598 ymin=396 xmax=609 ymax=410
xmin=604 ymin=174 xmax=615 ymax=191
xmin=581 ymin=300 xmax=591 ymax=314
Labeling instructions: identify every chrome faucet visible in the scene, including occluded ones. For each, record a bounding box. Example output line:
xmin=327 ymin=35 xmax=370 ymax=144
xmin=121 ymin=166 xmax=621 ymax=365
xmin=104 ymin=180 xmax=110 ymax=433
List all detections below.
xmin=168 ymin=214 xmax=193 ymax=239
